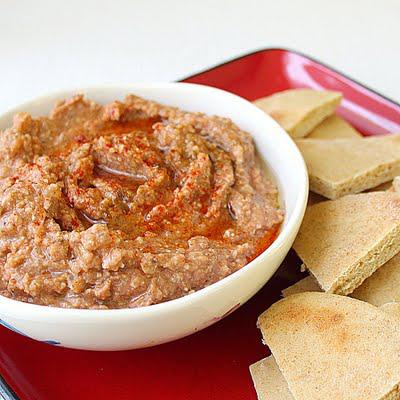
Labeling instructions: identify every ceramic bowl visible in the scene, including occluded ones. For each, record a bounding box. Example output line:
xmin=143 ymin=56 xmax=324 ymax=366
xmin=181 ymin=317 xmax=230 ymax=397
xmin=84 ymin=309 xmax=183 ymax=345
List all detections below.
xmin=0 ymin=83 xmax=308 ymax=350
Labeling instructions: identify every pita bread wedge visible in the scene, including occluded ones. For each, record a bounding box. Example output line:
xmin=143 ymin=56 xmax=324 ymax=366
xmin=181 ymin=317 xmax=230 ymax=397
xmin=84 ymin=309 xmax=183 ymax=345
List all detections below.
xmin=253 ymin=89 xmax=342 ymax=138
xmin=307 ymin=114 xmax=361 ymax=139
xmin=250 ymin=300 xmax=400 ymax=400
xmin=284 ymin=252 xmax=400 ymax=306
xmin=293 ymin=191 xmax=400 ymax=295
xmin=350 ymin=252 xmax=400 ymax=306
xmin=296 ymin=134 xmax=400 ymax=199
xmin=250 ymin=356 xmax=293 ymax=400
xmin=258 ymin=292 xmax=400 ymax=400
xmin=381 ymin=302 xmax=400 ymax=318
xmin=284 ymin=253 xmax=400 ymax=306
xmin=306 ymin=180 xmax=393 ymax=205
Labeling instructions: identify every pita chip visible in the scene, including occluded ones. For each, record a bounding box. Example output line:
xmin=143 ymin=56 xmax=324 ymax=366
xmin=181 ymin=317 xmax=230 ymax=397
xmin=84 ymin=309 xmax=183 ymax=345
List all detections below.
xmin=306 ymin=117 xmax=361 ymax=203
xmin=296 ymin=134 xmax=400 ymax=199
xmin=283 ymin=252 xmax=400 ymax=306
xmin=381 ymin=302 xmax=400 ymax=318
xmin=253 ymin=89 xmax=342 ymax=138
xmin=258 ymin=292 xmax=400 ymax=400
xmin=249 ymin=356 xmax=293 ymax=400
xmin=293 ymin=191 xmax=400 ymax=295
xmin=251 ymin=297 xmax=400 ymax=400
xmin=350 ymin=252 xmax=400 ymax=306
xmin=283 ymin=252 xmax=400 ymax=307
xmin=307 ymin=114 xmax=361 ymax=139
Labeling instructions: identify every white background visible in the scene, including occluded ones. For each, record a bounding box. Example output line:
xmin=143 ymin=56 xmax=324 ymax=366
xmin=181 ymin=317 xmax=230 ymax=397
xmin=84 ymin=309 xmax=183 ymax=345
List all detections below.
xmin=0 ymin=0 xmax=399 ymax=113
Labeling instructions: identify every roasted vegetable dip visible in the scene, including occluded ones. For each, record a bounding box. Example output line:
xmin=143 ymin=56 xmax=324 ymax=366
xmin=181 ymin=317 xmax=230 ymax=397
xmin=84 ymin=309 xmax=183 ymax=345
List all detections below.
xmin=0 ymin=95 xmax=283 ymax=308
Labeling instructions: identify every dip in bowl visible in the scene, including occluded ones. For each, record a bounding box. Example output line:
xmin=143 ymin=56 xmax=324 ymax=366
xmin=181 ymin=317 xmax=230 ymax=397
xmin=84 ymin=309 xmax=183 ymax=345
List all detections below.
xmin=0 ymin=83 xmax=307 ymax=350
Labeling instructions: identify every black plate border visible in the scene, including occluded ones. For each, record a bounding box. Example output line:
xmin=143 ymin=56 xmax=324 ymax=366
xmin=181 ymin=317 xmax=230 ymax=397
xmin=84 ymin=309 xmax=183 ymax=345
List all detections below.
xmin=179 ymin=47 xmax=400 ymax=107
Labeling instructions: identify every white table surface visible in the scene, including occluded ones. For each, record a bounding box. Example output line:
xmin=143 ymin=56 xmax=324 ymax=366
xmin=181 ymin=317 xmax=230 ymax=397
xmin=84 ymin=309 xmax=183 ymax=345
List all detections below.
xmin=0 ymin=0 xmax=399 ymax=114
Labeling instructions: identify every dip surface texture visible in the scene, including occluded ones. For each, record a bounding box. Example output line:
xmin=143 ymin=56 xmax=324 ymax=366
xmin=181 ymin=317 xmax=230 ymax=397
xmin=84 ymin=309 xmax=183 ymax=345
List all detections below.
xmin=0 ymin=95 xmax=283 ymax=308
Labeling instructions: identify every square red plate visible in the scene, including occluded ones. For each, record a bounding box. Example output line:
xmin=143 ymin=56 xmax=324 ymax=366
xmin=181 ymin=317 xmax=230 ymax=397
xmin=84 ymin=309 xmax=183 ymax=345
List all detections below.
xmin=1 ymin=48 xmax=400 ymax=400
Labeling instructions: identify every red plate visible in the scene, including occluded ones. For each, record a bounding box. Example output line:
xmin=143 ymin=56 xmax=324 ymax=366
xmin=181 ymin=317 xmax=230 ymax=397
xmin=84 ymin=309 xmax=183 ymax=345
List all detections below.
xmin=1 ymin=48 xmax=400 ymax=400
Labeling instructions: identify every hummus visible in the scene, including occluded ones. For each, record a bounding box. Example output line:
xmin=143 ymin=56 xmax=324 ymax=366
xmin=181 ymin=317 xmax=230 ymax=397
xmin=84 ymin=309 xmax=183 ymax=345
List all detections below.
xmin=0 ymin=95 xmax=283 ymax=309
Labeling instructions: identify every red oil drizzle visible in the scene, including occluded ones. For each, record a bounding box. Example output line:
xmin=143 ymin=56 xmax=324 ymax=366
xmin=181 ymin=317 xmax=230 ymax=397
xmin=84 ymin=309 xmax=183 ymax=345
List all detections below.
xmin=247 ymin=224 xmax=280 ymax=263
xmin=98 ymin=117 xmax=160 ymax=136
xmin=201 ymin=208 xmax=233 ymax=241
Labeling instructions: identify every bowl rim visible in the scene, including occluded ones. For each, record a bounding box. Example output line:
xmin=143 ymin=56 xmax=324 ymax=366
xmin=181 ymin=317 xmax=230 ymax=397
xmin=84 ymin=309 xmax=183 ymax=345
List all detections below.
xmin=0 ymin=82 xmax=308 ymax=321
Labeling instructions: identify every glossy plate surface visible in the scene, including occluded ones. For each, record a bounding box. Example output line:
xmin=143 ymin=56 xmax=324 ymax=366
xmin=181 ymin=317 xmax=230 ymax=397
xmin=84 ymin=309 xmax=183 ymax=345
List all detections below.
xmin=1 ymin=48 xmax=400 ymax=400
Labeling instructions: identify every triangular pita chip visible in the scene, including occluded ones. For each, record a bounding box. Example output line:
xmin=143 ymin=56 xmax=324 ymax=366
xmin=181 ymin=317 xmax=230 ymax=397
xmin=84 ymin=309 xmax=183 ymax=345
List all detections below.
xmin=296 ymin=134 xmax=400 ymax=199
xmin=249 ymin=356 xmax=293 ymax=400
xmin=293 ymin=191 xmax=400 ymax=295
xmin=284 ymin=252 xmax=400 ymax=307
xmin=258 ymin=292 xmax=400 ymax=400
xmin=307 ymin=116 xmax=361 ymax=204
xmin=253 ymin=89 xmax=342 ymax=138
xmin=250 ymin=300 xmax=400 ymax=400
xmin=351 ymin=252 xmax=400 ymax=306
xmin=309 ymin=177 xmax=395 ymax=209
xmin=307 ymin=114 xmax=361 ymax=139
xmin=380 ymin=302 xmax=400 ymax=318
xmin=307 ymin=177 xmax=395 ymax=205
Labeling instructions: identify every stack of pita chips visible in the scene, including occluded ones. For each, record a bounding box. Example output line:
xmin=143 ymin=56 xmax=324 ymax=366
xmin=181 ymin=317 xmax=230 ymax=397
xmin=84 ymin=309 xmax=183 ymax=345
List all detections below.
xmin=254 ymin=88 xmax=400 ymax=200
xmin=253 ymin=89 xmax=343 ymax=138
xmin=250 ymin=89 xmax=400 ymax=400
xmin=293 ymin=191 xmax=400 ymax=295
xmin=282 ymin=250 xmax=400 ymax=306
xmin=296 ymin=136 xmax=400 ymax=199
xmin=251 ymin=293 xmax=400 ymax=400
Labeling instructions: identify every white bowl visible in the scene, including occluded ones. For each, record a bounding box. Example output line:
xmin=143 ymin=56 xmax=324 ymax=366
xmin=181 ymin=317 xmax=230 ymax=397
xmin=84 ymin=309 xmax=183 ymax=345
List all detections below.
xmin=0 ymin=83 xmax=308 ymax=350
